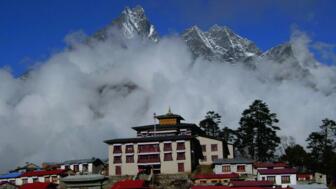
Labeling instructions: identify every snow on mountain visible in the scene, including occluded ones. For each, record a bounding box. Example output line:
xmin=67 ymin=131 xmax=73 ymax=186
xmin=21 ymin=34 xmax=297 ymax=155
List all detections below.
xmin=89 ymin=5 xmax=334 ymax=93
xmin=182 ymin=25 xmax=261 ymax=63
xmin=93 ymin=5 xmax=159 ymax=42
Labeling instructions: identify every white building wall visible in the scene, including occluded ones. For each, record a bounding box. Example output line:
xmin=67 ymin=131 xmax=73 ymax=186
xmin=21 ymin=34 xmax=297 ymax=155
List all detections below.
xmin=15 ymin=178 xmax=22 ymax=185
xmin=108 ymin=140 xmax=193 ymax=176
xmin=88 ymin=163 xmax=93 ymax=173
xmin=109 ymin=143 xmax=138 ymax=176
xmin=214 ymin=164 xmax=253 ymax=175
xmin=38 ymin=176 xmax=44 ymax=182
xmin=197 ymin=136 xmax=224 ymax=165
xmin=257 ymin=173 xmax=296 ymax=187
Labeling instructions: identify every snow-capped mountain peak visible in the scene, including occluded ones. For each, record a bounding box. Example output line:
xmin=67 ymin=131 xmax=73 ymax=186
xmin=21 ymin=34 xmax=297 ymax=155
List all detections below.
xmin=93 ymin=5 xmax=159 ymax=42
xmin=182 ymin=25 xmax=261 ymax=62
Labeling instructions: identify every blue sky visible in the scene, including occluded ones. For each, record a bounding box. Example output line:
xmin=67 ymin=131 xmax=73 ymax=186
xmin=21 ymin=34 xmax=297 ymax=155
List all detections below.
xmin=0 ymin=0 xmax=335 ymax=76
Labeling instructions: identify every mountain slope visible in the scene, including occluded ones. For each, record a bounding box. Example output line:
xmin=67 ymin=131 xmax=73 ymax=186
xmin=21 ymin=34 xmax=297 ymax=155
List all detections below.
xmin=182 ymin=25 xmax=261 ymax=63
xmin=93 ymin=5 xmax=159 ymax=42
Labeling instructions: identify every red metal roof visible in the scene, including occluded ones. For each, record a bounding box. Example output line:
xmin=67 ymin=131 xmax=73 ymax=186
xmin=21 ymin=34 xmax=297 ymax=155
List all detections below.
xmin=254 ymin=162 xmax=288 ymax=168
xmin=230 ymin=180 xmax=274 ymax=187
xmin=258 ymin=168 xmax=296 ymax=175
xmin=111 ymin=180 xmax=149 ymax=189
xmin=191 ymin=186 xmax=231 ymax=189
xmin=191 ymin=186 xmax=265 ymax=189
xmin=193 ymin=173 xmax=239 ymax=179
xmin=21 ymin=170 xmax=66 ymax=177
xmin=297 ymin=173 xmax=313 ymax=177
xmin=20 ymin=182 xmax=57 ymax=189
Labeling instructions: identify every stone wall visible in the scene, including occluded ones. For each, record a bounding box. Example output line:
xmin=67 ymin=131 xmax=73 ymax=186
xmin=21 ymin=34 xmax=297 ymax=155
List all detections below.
xmin=151 ymin=174 xmax=191 ymax=189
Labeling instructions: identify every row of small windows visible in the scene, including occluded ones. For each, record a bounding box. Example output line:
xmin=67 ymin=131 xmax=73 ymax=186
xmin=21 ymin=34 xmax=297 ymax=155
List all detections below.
xmin=201 ymin=144 xmax=218 ymax=152
xmin=261 ymin=175 xmax=291 ymax=184
xmin=113 ymin=142 xmax=186 ymax=153
xmin=222 ymin=165 xmax=246 ymax=172
xmin=114 ymin=163 xmax=185 ymax=175
xmin=113 ymin=152 xmax=186 ymax=164
xmin=63 ymin=164 xmax=89 ymax=172
xmin=21 ymin=176 xmax=59 ymax=184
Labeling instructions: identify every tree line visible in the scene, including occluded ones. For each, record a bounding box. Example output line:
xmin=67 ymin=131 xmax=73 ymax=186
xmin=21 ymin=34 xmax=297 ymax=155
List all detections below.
xmin=200 ymin=99 xmax=336 ymax=185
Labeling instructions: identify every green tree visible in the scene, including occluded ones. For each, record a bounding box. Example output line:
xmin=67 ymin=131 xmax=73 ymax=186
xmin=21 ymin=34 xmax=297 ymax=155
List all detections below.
xmin=235 ymin=99 xmax=280 ymax=161
xmin=219 ymin=126 xmax=236 ymax=144
xmin=200 ymin=111 xmax=221 ymax=137
xmin=306 ymin=118 xmax=336 ymax=182
xmin=280 ymin=144 xmax=308 ymax=172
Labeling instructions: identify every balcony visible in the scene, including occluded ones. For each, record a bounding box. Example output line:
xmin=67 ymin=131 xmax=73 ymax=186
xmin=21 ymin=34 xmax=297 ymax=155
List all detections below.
xmin=164 ymin=146 xmax=172 ymax=151
xmin=138 ymin=144 xmax=160 ymax=154
xmin=137 ymin=158 xmax=161 ymax=163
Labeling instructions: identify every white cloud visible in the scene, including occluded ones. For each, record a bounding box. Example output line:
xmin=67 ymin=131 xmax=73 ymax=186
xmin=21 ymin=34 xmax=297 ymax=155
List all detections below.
xmin=0 ymin=27 xmax=335 ymax=172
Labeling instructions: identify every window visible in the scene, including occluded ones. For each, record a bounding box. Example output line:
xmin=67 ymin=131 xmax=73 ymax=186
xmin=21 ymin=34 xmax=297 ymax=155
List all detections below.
xmin=267 ymin=176 xmax=276 ymax=182
xmin=73 ymin=164 xmax=79 ymax=172
xmin=211 ymin=144 xmax=218 ymax=151
xmin=9 ymin=180 xmax=15 ymax=184
xmin=126 ymin=155 xmax=134 ymax=163
xmin=115 ymin=166 xmax=121 ymax=175
xmin=201 ymin=145 xmax=206 ymax=152
xmin=222 ymin=165 xmax=231 ymax=172
xmin=82 ymin=164 xmax=89 ymax=172
xmin=237 ymin=165 xmax=245 ymax=172
xmin=164 ymin=153 xmax=173 ymax=161
xmin=138 ymin=154 xmax=160 ymax=163
xmin=177 ymin=152 xmax=185 ymax=160
xmin=125 ymin=145 xmax=134 ymax=153
xmin=211 ymin=155 xmax=218 ymax=161
xmin=22 ymin=178 xmax=28 ymax=184
xmin=164 ymin=143 xmax=172 ymax=151
xmin=178 ymin=163 xmax=185 ymax=172
xmin=177 ymin=142 xmax=185 ymax=150
xmin=65 ymin=165 xmax=70 ymax=170
xmin=32 ymin=177 xmax=38 ymax=183
xmin=44 ymin=176 xmax=50 ymax=182
xmin=114 ymin=156 xmax=122 ymax=164
xmin=51 ymin=176 xmax=58 ymax=183
xmin=281 ymin=176 xmax=290 ymax=184
xmin=138 ymin=144 xmax=160 ymax=153
xmin=113 ymin=145 xmax=122 ymax=153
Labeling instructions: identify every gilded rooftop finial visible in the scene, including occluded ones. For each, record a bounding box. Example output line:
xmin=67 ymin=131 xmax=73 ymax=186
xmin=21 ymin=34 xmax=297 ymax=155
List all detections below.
xmin=168 ymin=106 xmax=172 ymax=114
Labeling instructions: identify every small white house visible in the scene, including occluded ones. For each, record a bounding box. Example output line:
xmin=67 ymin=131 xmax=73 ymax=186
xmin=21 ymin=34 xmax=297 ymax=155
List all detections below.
xmin=257 ymin=168 xmax=297 ymax=188
xmin=16 ymin=170 xmax=67 ymax=185
xmin=60 ymin=158 xmax=104 ymax=174
xmin=0 ymin=172 xmax=22 ymax=186
xmin=213 ymin=158 xmax=254 ymax=175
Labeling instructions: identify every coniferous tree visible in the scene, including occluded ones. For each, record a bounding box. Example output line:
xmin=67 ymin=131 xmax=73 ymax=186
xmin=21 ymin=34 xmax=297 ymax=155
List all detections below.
xmin=219 ymin=126 xmax=236 ymax=144
xmin=306 ymin=118 xmax=336 ymax=182
xmin=200 ymin=111 xmax=221 ymax=137
xmin=280 ymin=144 xmax=308 ymax=172
xmin=235 ymin=99 xmax=280 ymax=161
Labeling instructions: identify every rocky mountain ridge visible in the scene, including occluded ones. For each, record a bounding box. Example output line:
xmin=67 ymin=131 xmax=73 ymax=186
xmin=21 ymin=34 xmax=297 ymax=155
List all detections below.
xmin=97 ymin=6 xmax=306 ymax=67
